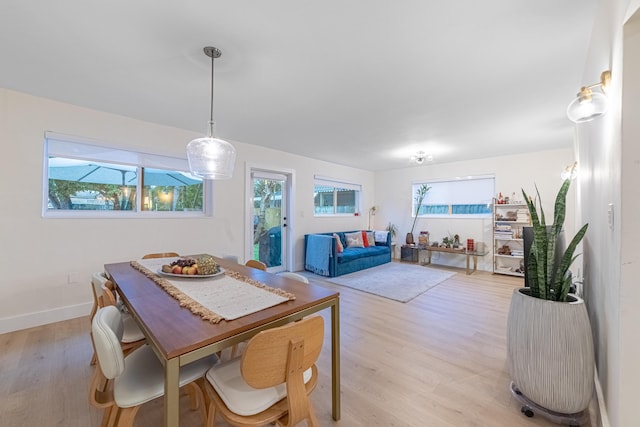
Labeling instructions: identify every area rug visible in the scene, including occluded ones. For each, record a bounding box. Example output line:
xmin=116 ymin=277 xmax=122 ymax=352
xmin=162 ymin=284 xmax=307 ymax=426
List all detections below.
xmin=324 ymin=263 xmax=456 ymax=303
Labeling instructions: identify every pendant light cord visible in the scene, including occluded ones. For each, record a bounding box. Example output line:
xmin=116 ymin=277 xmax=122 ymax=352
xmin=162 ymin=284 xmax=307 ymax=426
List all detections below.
xmin=209 ymin=52 xmax=215 ymax=137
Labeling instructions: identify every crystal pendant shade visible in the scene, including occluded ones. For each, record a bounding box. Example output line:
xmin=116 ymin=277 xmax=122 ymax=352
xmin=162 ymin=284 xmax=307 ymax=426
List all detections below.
xmin=186 ymin=46 xmax=236 ymax=179
xmin=566 ymin=90 xmax=608 ymax=123
xmin=187 ymin=135 xmax=236 ymax=180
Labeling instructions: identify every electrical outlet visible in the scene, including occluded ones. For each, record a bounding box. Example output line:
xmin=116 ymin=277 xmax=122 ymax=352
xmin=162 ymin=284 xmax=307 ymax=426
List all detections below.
xmin=68 ymin=272 xmax=79 ymax=284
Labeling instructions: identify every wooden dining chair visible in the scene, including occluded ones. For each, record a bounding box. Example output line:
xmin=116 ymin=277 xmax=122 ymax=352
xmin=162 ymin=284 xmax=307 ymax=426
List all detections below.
xmin=204 ymin=316 xmax=324 ymax=427
xmin=91 ymin=306 xmax=216 ymax=427
xmin=245 ymin=259 xmax=267 ymax=271
xmin=141 ymin=252 xmax=180 ymax=259
xmin=226 ymin=259 xmax=269 ymax=359
xmin=100 ymin=281 xmax=146 ymax=357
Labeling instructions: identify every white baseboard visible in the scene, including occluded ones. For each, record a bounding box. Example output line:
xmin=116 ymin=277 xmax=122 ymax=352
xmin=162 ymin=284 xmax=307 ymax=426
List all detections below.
xmin=0 ymin=302 xmax=92 ymax=335
xmin=594 ymin=365 xmax=611 ymax=427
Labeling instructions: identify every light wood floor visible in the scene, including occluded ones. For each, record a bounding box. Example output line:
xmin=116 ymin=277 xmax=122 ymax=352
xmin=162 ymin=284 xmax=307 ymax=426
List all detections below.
xmin=0 ymin=265 xmax=597 ymax=426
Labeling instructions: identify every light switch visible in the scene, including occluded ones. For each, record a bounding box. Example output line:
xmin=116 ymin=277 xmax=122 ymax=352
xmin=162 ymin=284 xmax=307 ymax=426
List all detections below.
xmin=607 ymin=203 xmax=614 ymax=230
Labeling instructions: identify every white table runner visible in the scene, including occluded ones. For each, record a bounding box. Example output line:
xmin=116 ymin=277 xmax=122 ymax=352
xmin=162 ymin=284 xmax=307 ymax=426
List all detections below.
xmin=132 ymin=257 xmax=295 ymax=323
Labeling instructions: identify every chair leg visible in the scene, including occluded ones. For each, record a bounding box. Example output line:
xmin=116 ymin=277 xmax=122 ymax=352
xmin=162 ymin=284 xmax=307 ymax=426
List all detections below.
xmin=205 ymin=400 xmax=217 ymax=427
xmin=192 ymin=378 xmax=209 ymax=423
xmin=114 ymin=406 xmax=141 ymax=427
xmin=306 ymin=403 xmax=319 ymax=427
xmin=104 ymin=405 xmax=119 ymax=427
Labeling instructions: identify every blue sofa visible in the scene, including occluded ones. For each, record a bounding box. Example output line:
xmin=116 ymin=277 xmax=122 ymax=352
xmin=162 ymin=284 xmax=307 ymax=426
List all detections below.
xmin=304 ymin=230 xmax=392 ymax=277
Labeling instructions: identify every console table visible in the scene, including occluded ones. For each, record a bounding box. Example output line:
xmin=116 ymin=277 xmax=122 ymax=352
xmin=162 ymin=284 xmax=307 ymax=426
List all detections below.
xmin=418 ymin=246 xmax=486 ymax=275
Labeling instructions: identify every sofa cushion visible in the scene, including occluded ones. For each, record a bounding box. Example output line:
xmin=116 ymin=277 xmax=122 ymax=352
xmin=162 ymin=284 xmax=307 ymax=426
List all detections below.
xmin=345 ymin=231 xmax=364 ymax=248
xmin=337 ymin=245 xmax=389 ymax=263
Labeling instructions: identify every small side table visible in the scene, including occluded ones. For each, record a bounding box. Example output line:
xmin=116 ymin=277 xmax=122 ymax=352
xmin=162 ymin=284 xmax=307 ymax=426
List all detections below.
xmin=400 ymin=245 xmax=419 ymax=263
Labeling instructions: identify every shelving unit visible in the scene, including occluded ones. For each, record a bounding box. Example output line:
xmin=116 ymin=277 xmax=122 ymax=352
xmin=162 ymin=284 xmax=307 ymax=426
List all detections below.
xmin=493 ymin=200 xmax=530 ymax=277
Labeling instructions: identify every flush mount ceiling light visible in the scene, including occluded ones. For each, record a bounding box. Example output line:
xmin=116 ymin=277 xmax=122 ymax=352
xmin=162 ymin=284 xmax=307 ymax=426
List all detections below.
xmin=411 ymin=151 xmax=433 ymax=165
xmin=566 ymin=70 xmax=612 ymax=123
xmin=186 ymin=46 xmax=236 ymax=179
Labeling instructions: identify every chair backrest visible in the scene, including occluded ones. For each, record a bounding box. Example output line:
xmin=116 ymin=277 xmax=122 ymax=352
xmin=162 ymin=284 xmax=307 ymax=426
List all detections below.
xmin=277 ymin=272 xmax=309 ymax=284
xmin=142 ymin=252 xmax=179 ymax=259
xmin=100 ymin=280 xmax=118 ymax=307
xmin=92 ymin=272 xmax=108 ymax=298
xmin=91 ymin=272 xmax=109 ymax=317
xmin=245 ymin=259 xmax=267 ymax=271
xmin=92 ymin=306 xmax=126 ymax=380
xmin=241 ymin=316 xmax=324 ymax=389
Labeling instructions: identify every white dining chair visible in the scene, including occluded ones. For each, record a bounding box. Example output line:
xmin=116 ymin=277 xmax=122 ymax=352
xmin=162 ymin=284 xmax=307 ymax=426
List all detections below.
xmin=99 ymin=280 xmax=146 ymax=358
xmin=277 ymin=271 xmax=309 ymax=284
xmin=91 ymin=305 xmax=217 ymax=427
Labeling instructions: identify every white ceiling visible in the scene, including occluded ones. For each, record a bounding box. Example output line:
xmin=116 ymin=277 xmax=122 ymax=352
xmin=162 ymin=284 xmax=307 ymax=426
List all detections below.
xmin=0 ymin=1 xmax=598 ymax=171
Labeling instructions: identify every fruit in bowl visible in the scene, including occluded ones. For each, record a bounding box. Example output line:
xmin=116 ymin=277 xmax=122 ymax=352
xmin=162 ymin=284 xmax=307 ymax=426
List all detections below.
xmin=160 ymin=256 xmax=220 ymax=276
xmin=196 ymin=255 xmax=220 ymax=275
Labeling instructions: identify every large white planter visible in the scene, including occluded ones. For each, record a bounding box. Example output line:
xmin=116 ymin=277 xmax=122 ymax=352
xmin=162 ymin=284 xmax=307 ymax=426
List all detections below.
xmin=507 ymin=288 xmax=594 ymax=415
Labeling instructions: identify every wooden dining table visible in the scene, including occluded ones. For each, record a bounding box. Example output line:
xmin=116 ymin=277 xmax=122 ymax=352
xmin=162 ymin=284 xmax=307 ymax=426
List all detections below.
xmin=104 ymin=256 xmax=341 ymax=427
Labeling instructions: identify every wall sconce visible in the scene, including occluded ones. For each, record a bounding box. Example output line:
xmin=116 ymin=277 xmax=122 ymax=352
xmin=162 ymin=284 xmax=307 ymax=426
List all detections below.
xmin=410 ymin=151 xmax=433 ymax=165
xmin=561 ymin=161 xmax=578 ymax=180
xmin=566 ymin=70 xmax=611 ymax=123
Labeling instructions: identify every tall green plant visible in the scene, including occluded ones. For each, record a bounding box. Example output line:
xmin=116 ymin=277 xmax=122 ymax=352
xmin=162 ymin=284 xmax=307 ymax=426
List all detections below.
xmin=410 ymin=184 xmax=431 ymax=235
xmin=522 ymin=179 xmax=588 ymax=302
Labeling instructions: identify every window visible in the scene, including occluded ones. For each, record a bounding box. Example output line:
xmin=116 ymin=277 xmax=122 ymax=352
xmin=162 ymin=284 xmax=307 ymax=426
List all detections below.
xmin=44 ymin=132 xmax=209 ymax=218
xmin=412 ymin=176 xmax=494 ymax=218
xmin=313 ymin=176 xmax=361 ymax=216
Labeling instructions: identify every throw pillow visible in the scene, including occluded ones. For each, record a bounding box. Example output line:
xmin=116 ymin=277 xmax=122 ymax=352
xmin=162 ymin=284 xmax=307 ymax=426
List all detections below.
xmin=366 ymin=231 xmax=376 ymax=246
xmin=333 ymin=233 xmax=344 ymax=253
xmin=361 ymin=230 xmax=369 ymax=247
xmin=374 ymin=230 xmax=389 ymax=243
xmin=345 ymin=231 xmax=364 ymax=248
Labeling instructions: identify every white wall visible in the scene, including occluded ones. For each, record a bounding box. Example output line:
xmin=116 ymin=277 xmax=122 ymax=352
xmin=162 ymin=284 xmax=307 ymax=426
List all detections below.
xmin=576 ymin=1 xmax=640 ymax=426
xmin=0 ymin=88 xmax=375 ymax=333
xmin=374 ymin=149 xmax=576 ymax=271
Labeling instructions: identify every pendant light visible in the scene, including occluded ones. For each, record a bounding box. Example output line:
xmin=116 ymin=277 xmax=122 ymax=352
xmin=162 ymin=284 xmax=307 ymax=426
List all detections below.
xmin=187 ymin=46 xmax=236 ymax=179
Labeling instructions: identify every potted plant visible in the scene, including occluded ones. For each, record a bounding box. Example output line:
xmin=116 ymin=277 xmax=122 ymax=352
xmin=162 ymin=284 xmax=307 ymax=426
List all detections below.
xmin=386 ymin=222 xmax=398 ymax=240
xmin=507 ymin=176 xmax=593 ymax=422
xmin=407 ymin=184 xmax=431 ymax=244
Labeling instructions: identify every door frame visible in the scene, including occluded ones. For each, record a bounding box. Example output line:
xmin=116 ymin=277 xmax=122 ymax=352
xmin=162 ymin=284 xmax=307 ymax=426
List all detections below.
xmin=244 ymin=162 xmax=295 ymax=272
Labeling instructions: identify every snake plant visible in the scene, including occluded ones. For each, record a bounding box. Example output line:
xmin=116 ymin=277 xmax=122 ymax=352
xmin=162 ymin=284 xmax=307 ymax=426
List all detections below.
xmin=522 ymin=178 xmax=588 ymax=302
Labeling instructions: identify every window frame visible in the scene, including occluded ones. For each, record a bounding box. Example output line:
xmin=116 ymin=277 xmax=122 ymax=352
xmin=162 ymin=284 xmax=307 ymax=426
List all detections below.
xmin=313 ymin=175 xmax=361 ymax=217
xmin=412 ymin=175 xmax=495 ymax=219
xmin=43 ymin=132 xmax=213 ymax=218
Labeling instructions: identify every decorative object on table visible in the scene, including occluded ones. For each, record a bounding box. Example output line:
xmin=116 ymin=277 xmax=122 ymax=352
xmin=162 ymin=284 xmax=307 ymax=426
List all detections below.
xmin=186 ymin=46 xmax=237 ymax=179
xmin=407 ymin=183 xmax=431 ymax=244
xmin=417 ymin=231 xmax=429 ymax=248
xmin=507 ymin=171 xmax=592 ymax=424
xmin=441 ymin=232 xmax=456 ymax=248
xmin=466 ymin=238 xmax=475 ymax=251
